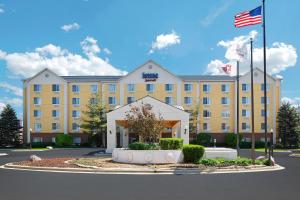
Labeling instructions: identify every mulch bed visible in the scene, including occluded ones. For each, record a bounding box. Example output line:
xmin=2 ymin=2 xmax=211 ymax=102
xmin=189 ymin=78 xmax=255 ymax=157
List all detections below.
xmin=14 ymin=158 xmax=78 ymax=168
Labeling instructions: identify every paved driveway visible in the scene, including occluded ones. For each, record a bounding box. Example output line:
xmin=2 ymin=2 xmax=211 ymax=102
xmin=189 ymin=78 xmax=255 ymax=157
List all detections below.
xmin=0 ymin=148 xmax=299 ymax=200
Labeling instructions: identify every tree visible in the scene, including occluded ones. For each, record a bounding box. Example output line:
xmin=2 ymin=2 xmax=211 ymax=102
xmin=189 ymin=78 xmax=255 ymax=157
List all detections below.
xmin=125 ymin=102 xmax=165 ymax=143
xmin=0 ymin=104 xmax=22 ymax=147
xmin=277 ymin=102 xmax=300 ymax=148
xmin=189 ymin=103 xmax=200 ymax=140
xmin=80 ymin=94 xmax=107 ymax=147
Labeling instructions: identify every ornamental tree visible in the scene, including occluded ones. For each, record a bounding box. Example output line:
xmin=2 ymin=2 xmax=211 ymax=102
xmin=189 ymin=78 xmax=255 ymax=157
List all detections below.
xmin=125 ymin=103 xmax=165 ymax=143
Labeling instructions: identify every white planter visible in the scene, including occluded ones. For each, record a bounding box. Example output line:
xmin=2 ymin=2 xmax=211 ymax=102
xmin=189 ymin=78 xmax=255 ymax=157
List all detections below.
xmin=112 ymin=148 xmax=184 ymax=164
xmin=204 ymin=147 xmax=237 ymax=160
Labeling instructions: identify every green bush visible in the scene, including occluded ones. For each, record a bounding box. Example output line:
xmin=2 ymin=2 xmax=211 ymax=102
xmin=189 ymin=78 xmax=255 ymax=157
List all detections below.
xmin=182 ymin=144 xmax=205 ymax=163
xmin=235 ymin=157 xmax=252 ymax=166
xmin=240 ymin=141 xmax=252 ymax=149
xmin=200 ymin=157 xmax=253 ymax=167
xmin=128 ymin=142 xmax=159 ymax=150
xmin=159 ymin=138 xmax=183 ymax=150
xmin=196 ymin=133 xmax=212 ymax=146
xmin=225 ymin=133 xmax=243 ymax=148
xmin=55 ymin=134 xmax=73 ymax=147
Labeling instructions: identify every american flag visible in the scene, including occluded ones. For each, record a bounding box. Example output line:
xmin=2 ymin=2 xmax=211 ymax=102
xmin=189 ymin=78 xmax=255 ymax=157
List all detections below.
xmin=235 ymin=6 xmax=262 ymax=28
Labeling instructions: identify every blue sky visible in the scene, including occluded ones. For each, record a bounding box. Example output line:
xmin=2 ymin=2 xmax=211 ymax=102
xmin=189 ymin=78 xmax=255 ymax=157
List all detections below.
xmin=0 ymin=0 xmax=299 ymax=117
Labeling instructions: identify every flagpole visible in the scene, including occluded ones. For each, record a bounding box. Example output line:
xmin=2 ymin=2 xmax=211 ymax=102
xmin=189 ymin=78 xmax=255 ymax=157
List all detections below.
xmin=236 ymin=60 xmax=240 ymax=156
xmin=262 ymin=0 xmax=268 ymax=156
xmin=250 ymin=38 xmax=255 ymax=163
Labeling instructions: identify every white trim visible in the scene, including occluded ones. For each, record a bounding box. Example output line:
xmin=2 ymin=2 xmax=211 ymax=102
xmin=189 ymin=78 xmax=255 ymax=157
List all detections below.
xmin=234 ymin=79 xmax=237 ymax=133
xmin=120 ymin=81 xmax=124 ymax=105
xmin=273 ymin=83 xmax=277 ymax=143
xmin=64 ymin=83 xmax=68 ymax=134
xmin=177 ymin=80 xmax=182 ymax=105
xmin=26 ymin=82 xmax=31 ymax=143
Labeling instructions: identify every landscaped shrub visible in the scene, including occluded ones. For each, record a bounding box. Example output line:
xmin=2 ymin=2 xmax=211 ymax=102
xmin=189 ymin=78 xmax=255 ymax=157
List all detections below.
xmin=182 ymin=144 xmax=205 ymax=163
xmin=235 ymin=157 xmax=252 ymax=166
xmin=225 ymin=133 xmax=243 ymax=148
xmin=200 ymin=157 xmax=253 ymax=167
xmin=159 ymin=138 xmax=183 ymax=150
xmin=240 ymin=141 xmax=252 ymax=149
xmin=196 ymin=133 xmax=212 ymax=146
xmin=55 ymin=134 xmax=73 ymax=147
xmin=128 ymin=142 xmax=159 ymax=150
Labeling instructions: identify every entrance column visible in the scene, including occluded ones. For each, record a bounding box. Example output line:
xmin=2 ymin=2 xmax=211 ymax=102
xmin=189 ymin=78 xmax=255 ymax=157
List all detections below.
xmin=106 ymin=118 xmax=116 ymax=153
xmin=122 ymin=128 xmax=129 ymax=148
xmin=180 ymin=118 xmax=189 ymax=144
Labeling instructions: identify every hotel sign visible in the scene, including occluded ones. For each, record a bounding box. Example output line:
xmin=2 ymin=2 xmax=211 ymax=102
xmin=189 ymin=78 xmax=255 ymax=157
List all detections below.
xmin=142 ymin=72 xmax=158 ymax=82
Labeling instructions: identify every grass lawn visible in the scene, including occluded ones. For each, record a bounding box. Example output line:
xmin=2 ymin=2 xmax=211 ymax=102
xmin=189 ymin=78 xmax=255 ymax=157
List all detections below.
xmin=255 ymin=148 xmax=292 ymax=152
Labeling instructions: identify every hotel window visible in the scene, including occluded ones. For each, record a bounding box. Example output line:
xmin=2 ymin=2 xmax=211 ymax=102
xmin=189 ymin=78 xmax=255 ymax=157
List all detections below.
xmin=72 ymin=85 xmax=80 ymax=93
xmin=203 ymin=84 xmax=211 ymax=92
xmin=72 ymin=123 xmax=80 ymax=131
xmin=146 ymin=84 xmax=154 ymax=92
xmin=108 ymin=96 xmax=116 ymax=105
xmin=52 ymin=97 xmax=60 ymax=105
xmin=165 ymin=84 xmax=173 ymax=92
xmin=109 ymin=84 xmax=116 ymax=93
xmin=90 ymin=85 xmax=98 ymax=93
xmin=242 ymin=97 xmax=250 ymax=105
xmin=127 ymin=97 xmax=135 ymax=104
xmin=242 ymin=123 xmax=250 ymax=131
xmin=242 ymin=84 xmax=250 ymax=92
xmin=33 ymin=110 xmax=41 ymax=118
xmin=52 ymin=84 xmax=60 ymax=92
xmin=261 ymin=109 xmax=270 ymax=117
xmin=221 ymin=110 xmax=230 ymax=118
xmin=127 ymin=84 xmax=135 ymax=92
xmin=33 ymin=97 xmax=41 ymax=105
xmin=184 ymin=97 xmax=192 ymax=105
xmin=72 ymin=98 xmax=80 ymax=106
xmin=90 ymin=98 xmax=97 ymax=105
xmin=203 ymin=97 xmax=211 ymax=105
xmin=221 ymin=97 xmax=229 ymax=105
xmin=52 ymin=123 xmax=60 ymax=131
xmin=52 ymin=110 xmax=59 ymax=118
xmin=34 ymin=123 xmax=42 ymax=132
xmin=184 ymin=84 xmax=192 ymax=92
xmin=261 ymin=123 xmax=269 ymax=130
xmin=72 ymin=110 xmax=80 ymax=118
xmin=221 ymin=84 xmax=229 ymax=92
xmin=33 ymin=84 xmax=41 ymax=92
xmin=242 ymin=109 xmax=250 ymax=117
xmin=221 ymin=123 xmax=229 ymax=131
xmin=261 ymin=97 xmax=270 ymax=104
xmin=165 ymin=97 xmax=173 ymax=105
xmin=203 ymin=110 xmax=211 ymax=118
xmin=33 ymin=137 xmax=43 ymax=142
xmin=261 ymin=84 xmax=270 ymax=92
xmin=203 ymin=123 xmax=209 ymax=131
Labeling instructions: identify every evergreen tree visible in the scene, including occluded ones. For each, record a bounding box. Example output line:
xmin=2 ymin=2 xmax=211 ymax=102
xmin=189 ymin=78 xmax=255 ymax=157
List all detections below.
xmin=80 ymin=94 xmax=107 ymax=147
xmin=277 ymin=102 xmax=300 ymax=148
xmin=0 ymin=104 xmax=22 ymax=147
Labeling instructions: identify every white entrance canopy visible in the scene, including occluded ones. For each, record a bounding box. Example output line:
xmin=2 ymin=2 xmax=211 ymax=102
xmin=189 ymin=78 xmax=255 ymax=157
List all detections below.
xmin=106 ymin=96 xmax=190 ymax=153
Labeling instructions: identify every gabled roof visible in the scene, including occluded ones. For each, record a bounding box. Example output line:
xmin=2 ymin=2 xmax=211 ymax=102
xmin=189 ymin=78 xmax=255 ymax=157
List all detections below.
xmin=24 ymin=68 xmax=66 ymax=83
xmin=61 ymin=75 xmax=122 ymax=82
xmin=179 ymin=75 xmax=235 ymax=81
xmin=241 ymin=67 xmax=278 ymax=81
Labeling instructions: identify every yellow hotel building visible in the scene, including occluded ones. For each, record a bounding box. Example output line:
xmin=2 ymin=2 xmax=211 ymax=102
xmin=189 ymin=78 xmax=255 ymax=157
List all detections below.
xmin=23 ymin=60 xmax=281 ymax=146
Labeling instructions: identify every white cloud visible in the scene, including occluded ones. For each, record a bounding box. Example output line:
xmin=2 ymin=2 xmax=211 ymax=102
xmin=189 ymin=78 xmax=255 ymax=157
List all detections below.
xmin=0 ymin=4 xmax=4 ymax=13
xmin=0 ymin=36 xmax=127 ymax=78
xmin=0 ymin=82 xmax=23 ymax=96
xmin=0 ymin=97 xmax=23 ymax=110
xmin=0 ymin=102 xmax=5 ymax=112
xmin=103 ymin=48 xmax=112 ymax=55
xmin=61 ymin=22 xmax=80 ymax=32
xmin=201 ymin=1 xmax=232 ymax=27
xmin=281 ymin=97 xmax=300 ymax=107
xmin=205 ymin=30 xmax=297 ymax=76
xmin=149 ymin=31 xmax=180 ymax=54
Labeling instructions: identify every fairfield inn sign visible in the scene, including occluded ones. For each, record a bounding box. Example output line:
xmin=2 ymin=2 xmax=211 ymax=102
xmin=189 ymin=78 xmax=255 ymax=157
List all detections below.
xmin=142 ymin=72 xmax=158 ymax=82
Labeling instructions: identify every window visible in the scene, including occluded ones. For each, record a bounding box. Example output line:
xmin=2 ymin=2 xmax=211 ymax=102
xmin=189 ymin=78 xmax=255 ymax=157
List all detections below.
xmin=203 ymin=97 xmax=211 ymax=105
xmin=72 ymin=123 xmax=80 ymax=131
xmin=127 ymin=84 xmax=135 ymax=92
xmin=33 ymin=110 xmax=41 ymax=118
xmin=221 ymin=123 xmax=229 ymax=131
xmin=242 ymin=97 xmax=250 ymax=105
xmin=261 ymin=109 xmax=270 ymax=117
xmin=52 ymin=97 xmax=60 ymax=105
xmin=203 ymin=84 xmax=211 ymax=92
xmin=52 ymin=84 xmax=60 ymax=92
xmin=90 ymin=98 xmax=97 ymax=105
xmin=261 ymin=123 xmax=269 ymax=130
xmin=165 ymin=84 xmax=173 ymax=92
xmin=242 ymin=109 xmax=250 ymax=117
xmin=52 ymin=110 xmax=59 ymax=118
xmin=127 ymin=97 xmax=135 ymax=104
xmin=90 ymin=85 xmax=98 ymax=93
xmin=72 ymin=85 xmax=80 ymax=93
xmin=72 ymin=98 xmax=80 ymax=105
xmin=261 ymin=97 xmax=270 ymax=104
xmin=222 ymin=110 xmax=230 ymax=118
xmin=203 ymin=123 xmax=209 ymax=131
xmin=33 ymin=137 xmax=43 ymax=142
xmin=242 ymin=123 xmax=250 ymax=130
xmin=146 ymin=84 xmax=154 ymax=92
xmin=184 ymin=84 xmax=192 ymax=92
xmin=242 ymin=84 xmax=249 ymax=92
xmin=109 ymin=84 xmax=116 ymax=93
xmin=73 ymin=137 xmax=81 ymax=145
xmin=221 ymin=97 xmax=229 ymax=105
xmin=221 ymin=84 xmax=229 ymax=92
xmin=261 ymin=84 xmax=270 ymax=92
xmin=52 ymin=123 xmax=60 ymax=131
xmin=34 ymin=123 xmax=42 ymax=132
xmin=33 ymin=97 xmax=41 ymax=105
xmin=33 ymin=84 xmax=41 ymax=92
xmin=203 ymin=110 xmax=211 ymax=118
xmin=184 ymin=97 xmax=192 ymax=105
xmin=72 ymin=110 xmax=80 ymax=118
xmin=108 ymin=97 xmax=116 ymax=105
xmin=165 ymin=97 xmax=173 ymax=105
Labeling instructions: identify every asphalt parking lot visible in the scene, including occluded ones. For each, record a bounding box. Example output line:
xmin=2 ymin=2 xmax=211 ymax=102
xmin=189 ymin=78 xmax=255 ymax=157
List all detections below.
xmin=0 ymin=148 xmax=299 ymax=200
